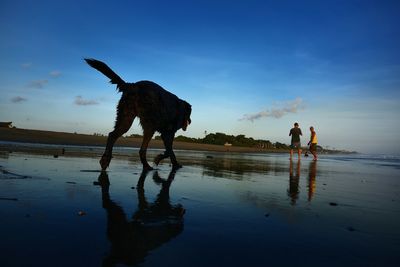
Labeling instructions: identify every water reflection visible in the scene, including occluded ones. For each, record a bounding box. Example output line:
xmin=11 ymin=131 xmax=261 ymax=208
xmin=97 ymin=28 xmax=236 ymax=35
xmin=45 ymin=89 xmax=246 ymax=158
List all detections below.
xmin=177 ymin=155 xmax=288 ymax=179
xmin=127 ymin=152 xmax=291 ymax=178
xmin=288 ymin=159 xmax=300 ymax=205
xmin=0 ymin=151 xmax=10 ymax=159
xmin=307 ymin=161 xmax=317 ymax=201
xmin=96 ymin=169 xmax=185 ymax=266
xmin=287 ymin=160 xmax=318 ymax=204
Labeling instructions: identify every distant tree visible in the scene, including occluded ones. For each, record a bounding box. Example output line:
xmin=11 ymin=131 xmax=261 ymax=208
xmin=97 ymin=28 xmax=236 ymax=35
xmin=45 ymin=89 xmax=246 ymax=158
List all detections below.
xmin=175 ymin=135 xmax=198 ymax=143
xmin=126 ymin=133 xmax=143 ymax=138
xmin=149 ymin=131 xmax=290 ymax=150
xmin=274 ymin=142 xmax=289 ymax=149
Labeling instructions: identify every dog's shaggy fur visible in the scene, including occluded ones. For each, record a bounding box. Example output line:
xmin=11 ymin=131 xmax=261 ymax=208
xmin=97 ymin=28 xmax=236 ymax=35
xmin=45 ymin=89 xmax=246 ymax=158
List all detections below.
xmin=85 ymin=59 xmax=192 ymax=171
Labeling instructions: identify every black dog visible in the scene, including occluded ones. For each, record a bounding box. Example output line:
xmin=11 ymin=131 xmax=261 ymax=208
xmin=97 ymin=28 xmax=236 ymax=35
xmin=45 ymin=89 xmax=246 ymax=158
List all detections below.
xmin=85 ymin=59 xmax=192 ymax=170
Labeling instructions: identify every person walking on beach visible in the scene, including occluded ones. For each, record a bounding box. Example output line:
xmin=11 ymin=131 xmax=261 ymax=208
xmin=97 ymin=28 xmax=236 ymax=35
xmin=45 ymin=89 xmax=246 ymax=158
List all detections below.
xmin=308 ymin=126 xmax=318 ymax=161
xmin=289 ymin=122 xmax=302 ymax=159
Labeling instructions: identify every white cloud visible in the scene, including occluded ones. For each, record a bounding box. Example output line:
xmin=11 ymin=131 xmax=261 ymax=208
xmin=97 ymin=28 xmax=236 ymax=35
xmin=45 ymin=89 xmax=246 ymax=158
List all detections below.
xmin=74 ymin=96 xmax=99 ymax=106
xmin=28 ymin=79 xmax=48 ymax=89
xmin=241 ymin=97 xmax=305 ymax=122
xmin=49 ymin=70 xmax=61 ymax=77
xmin=11 ymin=96 xmax=27 ymax=103
xmin=21 ymin=62 xmax=32 ymax=68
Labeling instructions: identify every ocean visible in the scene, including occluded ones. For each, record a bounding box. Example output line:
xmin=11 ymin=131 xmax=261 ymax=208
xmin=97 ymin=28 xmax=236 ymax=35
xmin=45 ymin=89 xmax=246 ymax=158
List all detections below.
xmin=0 ymin=143 xmax=399 ymax=266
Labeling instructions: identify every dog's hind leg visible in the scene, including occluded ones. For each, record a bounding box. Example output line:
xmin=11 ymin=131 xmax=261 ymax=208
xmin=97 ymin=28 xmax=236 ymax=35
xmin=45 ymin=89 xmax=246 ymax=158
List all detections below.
xmin=139 ymin=128 xmax=155 ymax=171
xmin=100 ymin=105 xmax=135 ymax=170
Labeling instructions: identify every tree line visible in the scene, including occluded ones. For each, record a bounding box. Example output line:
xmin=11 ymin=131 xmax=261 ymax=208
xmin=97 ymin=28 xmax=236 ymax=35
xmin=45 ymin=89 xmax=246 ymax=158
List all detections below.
xmin=159 ymin=132 xmax=289 ymax=150
xmin=108 ymin=132 xmax=355 ymax=153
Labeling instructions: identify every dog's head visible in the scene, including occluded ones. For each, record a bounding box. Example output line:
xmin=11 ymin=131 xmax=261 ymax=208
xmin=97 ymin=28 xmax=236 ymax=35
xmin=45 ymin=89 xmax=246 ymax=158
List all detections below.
xmin=179 ymin=101 xmax=192 ymax=131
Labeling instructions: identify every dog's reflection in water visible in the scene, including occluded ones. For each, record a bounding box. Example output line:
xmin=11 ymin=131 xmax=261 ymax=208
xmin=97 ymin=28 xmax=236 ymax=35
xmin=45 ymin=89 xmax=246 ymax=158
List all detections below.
xmin=96 ymin=169 xmax=185 ymax=266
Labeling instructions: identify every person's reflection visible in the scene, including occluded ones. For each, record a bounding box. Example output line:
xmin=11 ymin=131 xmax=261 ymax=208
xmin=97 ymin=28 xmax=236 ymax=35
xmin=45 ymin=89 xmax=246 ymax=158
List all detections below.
xmin=96 ymin=169 xmax=185 ymax=266
xmin=288 ymin=159 xmax=300 ymax=205
xmin=307 ymin=161 xmax=317 ymax=201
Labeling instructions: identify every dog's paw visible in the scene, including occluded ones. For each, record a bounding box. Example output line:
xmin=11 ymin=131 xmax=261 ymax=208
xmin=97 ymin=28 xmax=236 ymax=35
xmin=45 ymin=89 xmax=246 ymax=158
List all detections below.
xmin=172 ymin=163 xmax=182 ymax=171
xmin=154 ymin=155 xmax=163 ymax=165
xmin=154 ymin=153 xmax=169 ymax=166
xmin=142 ymin=164 xmax=154 ymax=172
xmin=100 ymin=155 xmax=111 ymax=170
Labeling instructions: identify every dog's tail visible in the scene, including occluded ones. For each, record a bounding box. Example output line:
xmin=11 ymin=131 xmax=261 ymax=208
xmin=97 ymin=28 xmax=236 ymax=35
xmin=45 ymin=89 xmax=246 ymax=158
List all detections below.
xmin=84 ymin=58 xmax=126 ymax=92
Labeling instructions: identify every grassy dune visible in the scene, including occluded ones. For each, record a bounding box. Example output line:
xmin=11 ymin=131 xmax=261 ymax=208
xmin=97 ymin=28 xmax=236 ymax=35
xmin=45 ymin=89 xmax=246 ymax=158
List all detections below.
xmin=0 ymin=128 xmax=277 ymax=153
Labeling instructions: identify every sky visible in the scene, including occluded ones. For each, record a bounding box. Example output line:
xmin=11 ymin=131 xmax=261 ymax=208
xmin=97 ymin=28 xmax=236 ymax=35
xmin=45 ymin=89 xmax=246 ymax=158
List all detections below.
xmin=0 ymin=0 xmax=399 ymax=154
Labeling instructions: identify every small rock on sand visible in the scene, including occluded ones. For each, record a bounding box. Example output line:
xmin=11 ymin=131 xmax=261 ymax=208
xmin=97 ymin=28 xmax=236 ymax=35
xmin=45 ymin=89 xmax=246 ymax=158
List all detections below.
xmin=0 ymin=197 xmax=18 ymax=201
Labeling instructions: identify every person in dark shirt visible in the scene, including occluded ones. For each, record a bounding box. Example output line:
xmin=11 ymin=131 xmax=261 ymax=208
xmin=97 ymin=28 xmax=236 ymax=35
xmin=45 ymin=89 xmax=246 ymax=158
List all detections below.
xmin=289 ymin=122 xmax=302 ymax=159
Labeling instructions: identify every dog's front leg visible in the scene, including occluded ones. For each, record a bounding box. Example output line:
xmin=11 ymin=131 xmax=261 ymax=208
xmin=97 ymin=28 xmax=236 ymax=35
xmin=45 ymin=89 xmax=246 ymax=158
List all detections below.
xmin=154 ymin=152 xmax=168 ymax=166
xmin=162 ymin=132 xmax=182 ymax=170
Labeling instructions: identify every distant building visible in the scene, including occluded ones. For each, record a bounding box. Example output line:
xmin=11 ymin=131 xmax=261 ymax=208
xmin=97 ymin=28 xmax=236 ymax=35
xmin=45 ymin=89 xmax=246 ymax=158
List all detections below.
xmin=0 ymin=122 xmax=13 ymax=128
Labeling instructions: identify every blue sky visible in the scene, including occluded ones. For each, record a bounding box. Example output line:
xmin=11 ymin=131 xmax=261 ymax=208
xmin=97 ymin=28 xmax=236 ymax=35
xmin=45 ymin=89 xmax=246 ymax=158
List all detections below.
xmin=0 ymin=0 xmax=399 ymax=154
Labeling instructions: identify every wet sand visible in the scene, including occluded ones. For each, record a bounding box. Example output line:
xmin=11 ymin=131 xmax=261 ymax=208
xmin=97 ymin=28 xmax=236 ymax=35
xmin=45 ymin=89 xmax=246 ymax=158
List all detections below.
xmin=0 ymin=147 xmax=399 ymax=266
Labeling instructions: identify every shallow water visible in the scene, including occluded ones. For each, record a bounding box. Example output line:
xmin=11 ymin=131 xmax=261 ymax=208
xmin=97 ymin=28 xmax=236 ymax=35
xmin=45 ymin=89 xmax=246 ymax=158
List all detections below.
xmin=0 ymin=150 xmax=399 ymax=267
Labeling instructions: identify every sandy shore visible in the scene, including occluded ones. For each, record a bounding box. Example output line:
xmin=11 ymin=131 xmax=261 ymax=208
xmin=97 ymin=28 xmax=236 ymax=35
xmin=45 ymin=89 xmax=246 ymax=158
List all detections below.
xmin=0 ymin=127 xmax=284 ymax=154
xmin=0 ymin=150 xmax=399 ymax=266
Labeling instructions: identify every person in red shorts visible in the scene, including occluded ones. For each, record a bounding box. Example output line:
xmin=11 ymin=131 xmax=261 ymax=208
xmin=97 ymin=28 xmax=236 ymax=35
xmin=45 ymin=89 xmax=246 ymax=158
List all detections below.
xmin=308 ymin=126 xmax=318 ymax=161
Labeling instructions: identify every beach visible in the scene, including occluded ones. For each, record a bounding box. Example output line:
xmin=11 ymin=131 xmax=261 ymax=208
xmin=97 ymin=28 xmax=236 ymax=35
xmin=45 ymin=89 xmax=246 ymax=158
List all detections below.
xmin=0 ymin=142 xmax=399 ymax=267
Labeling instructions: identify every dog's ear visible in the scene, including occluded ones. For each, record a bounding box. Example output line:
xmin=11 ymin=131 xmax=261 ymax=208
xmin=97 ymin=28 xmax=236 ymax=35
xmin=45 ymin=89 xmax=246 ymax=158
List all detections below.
xmin=177 ymin=101 xmax=192 ymax=131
